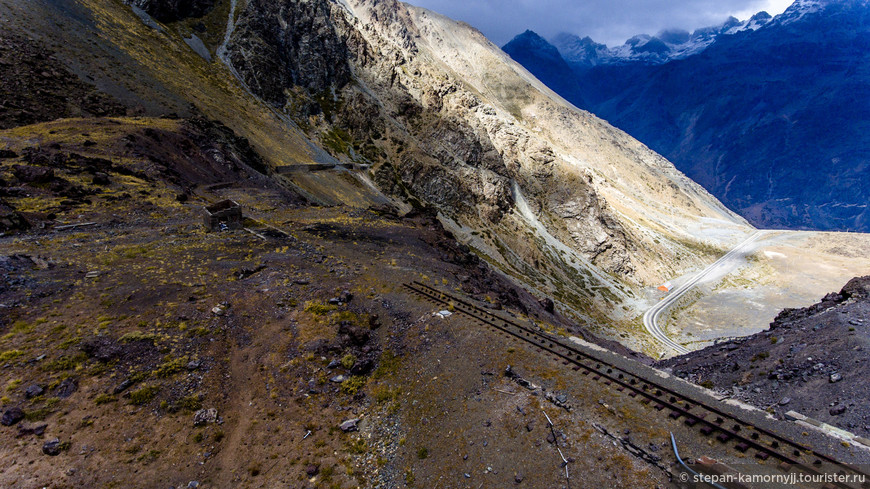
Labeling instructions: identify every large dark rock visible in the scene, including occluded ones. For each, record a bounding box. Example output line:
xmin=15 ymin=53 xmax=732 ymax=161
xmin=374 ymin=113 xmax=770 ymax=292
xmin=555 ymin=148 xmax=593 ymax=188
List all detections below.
xmin=12 ymin=165 xmax=54 ymax=183
xmin=1 ymin=407 xmax=24 ymax=426
xmin=80 ymin=337 xmax=122 ymax=362
xmin=24 ymin=384 xmax=44 ymax=399
xmin=56 ymin=378 xmax=78 ymax=399
xmin=42 ymin=438 xmax=65 ymax=456
xmin=338 ymin=320 xmax=370 ymax=347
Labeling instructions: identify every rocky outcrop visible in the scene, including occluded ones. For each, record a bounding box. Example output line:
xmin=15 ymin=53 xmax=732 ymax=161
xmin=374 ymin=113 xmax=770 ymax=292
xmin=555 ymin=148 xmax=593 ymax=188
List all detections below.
xmin=226 ymin=0 xmax=354 ymax=108
xmin=659 ymin=276 xmax=870 ymax=430
xmin=129 ymin=0 xmax=216 ymax=22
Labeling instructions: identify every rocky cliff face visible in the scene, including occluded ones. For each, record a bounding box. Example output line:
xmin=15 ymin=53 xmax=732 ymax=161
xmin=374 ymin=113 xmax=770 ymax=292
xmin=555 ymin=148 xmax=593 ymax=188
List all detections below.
xmin=130 ymin=0 xmax=215 ymax=22
xmin=226 ymin=0 xmax=354 ymax=108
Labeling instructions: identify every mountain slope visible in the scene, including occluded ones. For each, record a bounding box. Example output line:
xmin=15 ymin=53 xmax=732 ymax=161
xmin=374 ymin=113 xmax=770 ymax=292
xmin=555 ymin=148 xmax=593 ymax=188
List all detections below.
xmin=505 ymin=0 xmax=870 ymax=232
xmin=221 ymin=0 xmax=754 ymax=333
xmin=1 ymin=1 xmax=869 ymax=487
xmin=0 ymin=0 xmax=751 ymax=350
xmin=501 ymin=30 xmax=588 ymax=108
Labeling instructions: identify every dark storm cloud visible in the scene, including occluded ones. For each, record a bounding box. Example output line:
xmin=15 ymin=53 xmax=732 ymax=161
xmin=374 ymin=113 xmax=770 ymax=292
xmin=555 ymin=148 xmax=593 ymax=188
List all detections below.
xmin=403 ymin=0 xmax=792 ymax=46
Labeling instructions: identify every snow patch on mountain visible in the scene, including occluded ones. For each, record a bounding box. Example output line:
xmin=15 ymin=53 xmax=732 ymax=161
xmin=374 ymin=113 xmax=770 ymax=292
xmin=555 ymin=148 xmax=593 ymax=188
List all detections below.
xmin=552 ymin=12 xmax=773 ymax=67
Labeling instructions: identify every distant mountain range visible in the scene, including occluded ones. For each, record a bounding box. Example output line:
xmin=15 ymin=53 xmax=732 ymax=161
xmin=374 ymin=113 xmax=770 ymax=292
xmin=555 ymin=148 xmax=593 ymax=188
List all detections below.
xmin=552 ymin=11 xmax=773 ymax=70
xmin=504 ymin=0 xmax=870 ymax=231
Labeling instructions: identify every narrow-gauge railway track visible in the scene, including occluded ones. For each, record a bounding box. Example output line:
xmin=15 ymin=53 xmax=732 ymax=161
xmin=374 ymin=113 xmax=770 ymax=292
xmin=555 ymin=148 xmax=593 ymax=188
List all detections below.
xmin=404 ymin=281 xmax=870 ymax=488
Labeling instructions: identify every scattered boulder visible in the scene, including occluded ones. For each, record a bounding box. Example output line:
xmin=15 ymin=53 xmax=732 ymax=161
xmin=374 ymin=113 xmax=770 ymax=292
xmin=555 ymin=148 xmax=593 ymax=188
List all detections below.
xmin=830 ymin=405 xmax=847 ymax=416
xmin=1 ymin=407 xmax=25 ymax=426
xmin=338 ymin=321 xmax=370 ymax=347
xmin=330 ymin=375 xmax=347 ymax=383
xmin=339 ymin=418 xmax=359 ymax=432
xmin=515 ymin=473 xmax=524 ymax=484
xmin=538 ymin=297 xmax=555 ymax=314
xmin=17 ymin=423 xmax=47 ymax=437
xmin=113 ymin=379 xmax=133 ymax=395
xmin=193 ymin=408 xmax=218 ymax=426
xmin=42 ymin=438 xmax=66 ymax=456
xmin=25 ymin=384 xmax=45 ymax=399
xmin=368 ymin=314 xmax=381 ymax=329
xmin=778 ymin=397 xmax=791 ymax=406
xmin=81 ymin=337 xmax=122 ymax=362
xmin=349 ymin=357 xmax=375 ymax=376
xmin=305 ymin=464 xmax=319 ymax=477
xmin=830 ymin=373 xmax=843 ymax=383
xmin=841 ymin=276 xmax=870 ymax=300
xmin=339 ymin=290 xmax=353 ymax=303
xmin=12 ymin=164 xmax=54 ymax=183
xmin=56 ymin=378 xmax=78 ymax=399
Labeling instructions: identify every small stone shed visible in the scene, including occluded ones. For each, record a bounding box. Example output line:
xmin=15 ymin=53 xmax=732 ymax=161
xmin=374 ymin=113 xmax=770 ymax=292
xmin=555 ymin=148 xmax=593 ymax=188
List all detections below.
xmin=203 ymin=199 xmax=243 ymax=231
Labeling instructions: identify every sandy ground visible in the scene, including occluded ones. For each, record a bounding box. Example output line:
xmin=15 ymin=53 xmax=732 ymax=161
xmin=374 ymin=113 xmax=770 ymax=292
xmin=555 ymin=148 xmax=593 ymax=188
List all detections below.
xmin=662 ymin=230 xmax=870 ymax=351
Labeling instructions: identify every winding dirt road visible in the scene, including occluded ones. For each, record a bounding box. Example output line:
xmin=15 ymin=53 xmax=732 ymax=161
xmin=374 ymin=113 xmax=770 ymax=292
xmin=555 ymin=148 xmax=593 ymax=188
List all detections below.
xmin=643 ymin=231 xmax=765 ymax=355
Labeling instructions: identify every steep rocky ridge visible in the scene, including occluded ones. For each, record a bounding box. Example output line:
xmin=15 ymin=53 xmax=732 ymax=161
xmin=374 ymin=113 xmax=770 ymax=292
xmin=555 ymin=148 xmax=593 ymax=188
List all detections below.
xmin=220 ymin=0 xmax=752 ymax=332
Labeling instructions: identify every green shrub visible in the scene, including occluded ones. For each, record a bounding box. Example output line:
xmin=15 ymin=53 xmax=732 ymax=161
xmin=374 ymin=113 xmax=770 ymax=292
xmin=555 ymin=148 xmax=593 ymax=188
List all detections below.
xmin=130 ymin=385 xmax=159 ymax=405
xmin=341 ymin=354 xmax=356 ymax=370
xmin=95 ymin=393 xmax=117 ymax=405
xmin=340 ymin=376 xmax=367 ymax=395
xmin=153 ymin=357 xmax=186 ymax=378
xmin=43 ymin=352 xmax=87 ymax=371
xmin=58 ymin=336 xmax=81 ymax=349
xmin=0 ymin=350 xmax=24 ymax=362
xmin=305 ymin=302 xmax=337 ymax=316
xmin=372 ymin=385 xmax=398 ymax=403
xmin=347 ymin=438 xmax=367 ymax=454
xmin=190 ymin=327 xmax=209 ymax=337
xmin=24 ymin=407 xmax=53 ymax=421
xmin=373 ymin=351 xmax=400 ymax=379
xmin=176 ymin=395 xmax=202 ymax=412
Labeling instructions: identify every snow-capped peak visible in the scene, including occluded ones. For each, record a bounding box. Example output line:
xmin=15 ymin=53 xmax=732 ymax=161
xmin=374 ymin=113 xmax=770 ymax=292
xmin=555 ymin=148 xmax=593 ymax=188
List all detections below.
xmin=776 ymin=0 xmax=826 ymax=24
xmin=552 ymin=12 xmax=774 ymax=67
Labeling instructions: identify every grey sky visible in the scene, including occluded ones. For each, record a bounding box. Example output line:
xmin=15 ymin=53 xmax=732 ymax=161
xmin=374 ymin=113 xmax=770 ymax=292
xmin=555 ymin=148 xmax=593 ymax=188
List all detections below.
xmin=403 ymin=0 xmax=793 ymax=46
